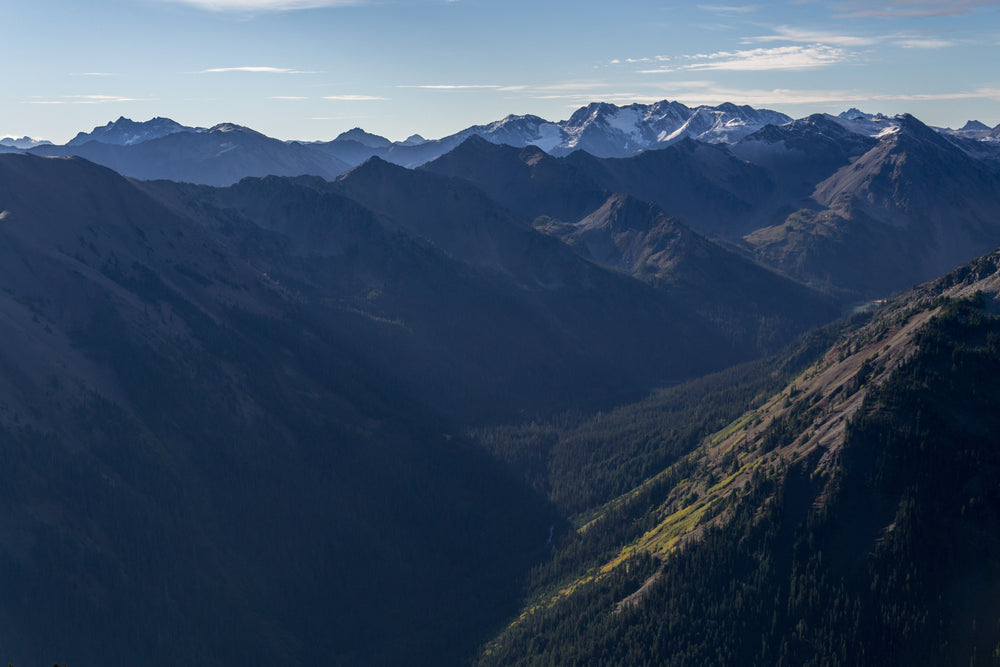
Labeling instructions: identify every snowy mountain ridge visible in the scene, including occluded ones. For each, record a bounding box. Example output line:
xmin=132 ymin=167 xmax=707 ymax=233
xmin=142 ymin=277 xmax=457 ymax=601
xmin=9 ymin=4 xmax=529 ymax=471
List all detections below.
xmin=67 ymin=116 xmax=198 ymax=147
xmin=17 ymin=101 xmax=1000 ymax=180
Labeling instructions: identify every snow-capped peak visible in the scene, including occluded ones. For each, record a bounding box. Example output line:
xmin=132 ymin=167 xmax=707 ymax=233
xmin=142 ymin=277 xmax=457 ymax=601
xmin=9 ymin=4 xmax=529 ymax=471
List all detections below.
xmin=67 ymin=116 xmax=197 ymax=147
xmin=0 ymin=135 xmax=52 ymax=149
xmin=875 ymin=125 xmax=901 ymax=139
xmin=831 ymin=112 xmax=901 ymax=138
xmin=400 ymin=134 xmax=427 ymax=146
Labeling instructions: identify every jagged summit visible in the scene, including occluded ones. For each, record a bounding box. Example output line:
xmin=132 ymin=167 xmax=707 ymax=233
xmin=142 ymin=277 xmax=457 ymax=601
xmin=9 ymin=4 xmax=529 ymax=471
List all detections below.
xmin=67 ymin=116 xmax=195 ymax=146
xmin=839 ymin=107 xmax=884 ymax=121
xmin=20 ymin=102 xmax=1000 ymax=187
xmin=555 ymin=100 xmax=789 ymax=158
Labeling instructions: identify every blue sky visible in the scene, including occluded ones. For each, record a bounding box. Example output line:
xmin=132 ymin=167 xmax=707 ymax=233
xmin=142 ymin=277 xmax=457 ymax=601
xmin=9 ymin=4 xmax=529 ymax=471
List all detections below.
xmin=3 ymin=0 xmax=998 ymax=142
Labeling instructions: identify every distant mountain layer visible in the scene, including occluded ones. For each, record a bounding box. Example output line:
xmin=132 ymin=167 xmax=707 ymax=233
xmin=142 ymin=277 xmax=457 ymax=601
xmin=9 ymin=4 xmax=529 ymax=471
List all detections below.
xmin=426 ymin=112 xmax=1000 ymax=302
xmin=11 ymin=102 xmax=1000 ymax=186
xmin=311 ymin=101 xmax=793 ymax=167
xmin=17 ymin=101 xmax=791 ymax=183
xmin=0 ymin=135 xmax=51 ymax=149
xmin=33 ymin=122 xmax=351 ymax=186
xmin=67 ymin=115 xmax=196 ymax=146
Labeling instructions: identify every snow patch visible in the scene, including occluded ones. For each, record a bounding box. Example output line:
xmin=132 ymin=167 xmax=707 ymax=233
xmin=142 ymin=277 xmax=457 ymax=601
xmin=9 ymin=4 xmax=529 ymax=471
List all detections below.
xmin=528 ymin=123 xmax=563 ymax=152
xmin=831 ymin=114 xmax=899 ymax=138
xmin=607 ymin=108 xmax=643 ymax=139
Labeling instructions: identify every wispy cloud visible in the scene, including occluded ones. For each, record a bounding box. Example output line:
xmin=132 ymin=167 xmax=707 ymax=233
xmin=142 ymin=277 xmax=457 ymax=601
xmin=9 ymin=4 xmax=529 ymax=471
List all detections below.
xmin=696 ymin=4 xmax=760 ymax=14
xmin=468 ymin=76 xmax=1000 ymax=112
xmin=611 ymin=56 xmax=670 ymax=65
xmin=497 ymin=82 xmax=619 ymax=97
xmin=25 ymin=94 xmax=151 ymax=105
xmin=834 ymin=0 xmax=997 ymax=17
xmin=641 ymin=84 xmax=1000 ymax=107
xmin=323 ymin=94 xmax=387 ymax=100
xmin=748 ymin=25 xmax=879 ymax=46
xmin=398 ymin=84 xmax=501 ymax=90
xmin=525 ymin=82 xmax=617 ymax=91
xmin=671 ymin=45 xmax=848 ymax=71
xmin=66 ymin=94 xmax=146 ymax=103
xmin=871 ymin=87 xmax=1000 ymax=101
xmin=199 ymin=66 xmax=313 ymax=74
xmin=894 ymin=36 xmax=956 ymax=47
xmin=748 ymin=25 xmax=959 ymax=49
xmin=158 ymin=0 xmax=362 ymax=11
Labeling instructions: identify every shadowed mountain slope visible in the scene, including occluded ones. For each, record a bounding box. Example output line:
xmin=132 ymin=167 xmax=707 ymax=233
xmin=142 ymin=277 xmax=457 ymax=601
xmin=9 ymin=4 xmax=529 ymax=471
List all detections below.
xmin=747 ymin=114 xmax=1000 ymax=297
xmin=421 ymin=136 xmax=609 ymax=223
xmin=425 ymin=135 xmax=775 ymax=239
xmin=423 ymin=138 xmax=838 ymax=348
xmin=730 ymin=113 xmax=879 ymax=203
xmin=0 ymin=153 xmax=555 ymax=666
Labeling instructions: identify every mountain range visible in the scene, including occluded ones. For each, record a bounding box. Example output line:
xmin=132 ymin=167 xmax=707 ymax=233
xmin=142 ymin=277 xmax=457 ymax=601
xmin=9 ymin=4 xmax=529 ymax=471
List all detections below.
xmin=0 ymin=136 xmax=51 ymax=149
xmin=14 ymin=102 xmax=1000 ymax=303
xmin=0 ymin=143 xmax=839 ymax=664
xmin=2 ymin=99 xmax=1000 ymax=664
xmin=422 ymin=112 xmax=1000 ymax=301
xmin=16 ymin=102 xmax=1000 ymax=185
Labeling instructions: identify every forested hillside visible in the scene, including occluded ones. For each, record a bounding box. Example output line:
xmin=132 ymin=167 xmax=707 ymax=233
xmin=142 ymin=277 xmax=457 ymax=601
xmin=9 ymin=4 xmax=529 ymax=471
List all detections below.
xmin=475 ymin=253 xmax=1000 ymax=666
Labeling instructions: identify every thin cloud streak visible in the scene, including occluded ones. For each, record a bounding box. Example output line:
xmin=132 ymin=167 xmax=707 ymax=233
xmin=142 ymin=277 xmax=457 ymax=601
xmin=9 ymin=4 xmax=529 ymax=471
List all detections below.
xmin=157 ymin=0 xmax=362 ymax=11
xmin=499 ymin=82 xmax=613 ymax=93
xmin=648 ymin=85 xmax=1000 ymax=107
xmin=69 ymin=95 xmax=152 ymax=104
xmin=834 ymin=0 xmax=998 ymax=17
xmin=748 ymin=26 xmax=879 ymax=46
xmin=25 ymin=95 xmax=151 ymax=105
xmin=323 ymin=94 xmax=387 ymax=100
xmin=398 ymin=84 xmax=501 ymax=90
xmin=697 ymin=4 xmax=760 ymax=14
xmin=895 ymin=37 xmax=955 ymax=47
xmin=506 ymin=83 xmax=1000 ymax=111
xmin=199 ymin=66 xmax=313 ymax=74
xmin=676 ymin=45 xmax=847 ymax=71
